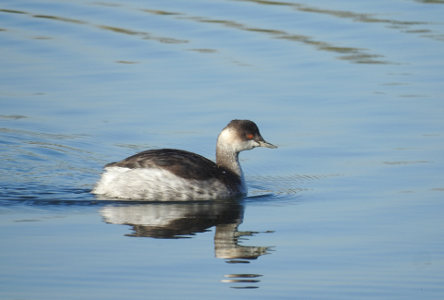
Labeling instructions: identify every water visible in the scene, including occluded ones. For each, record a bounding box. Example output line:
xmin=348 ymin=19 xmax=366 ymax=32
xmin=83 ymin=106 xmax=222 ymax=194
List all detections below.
xmin=1 ymin=0 xmax=444 ymax=298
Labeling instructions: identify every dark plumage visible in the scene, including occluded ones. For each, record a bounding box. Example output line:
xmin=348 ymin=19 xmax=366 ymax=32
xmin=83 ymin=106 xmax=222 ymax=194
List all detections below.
xmin=106 ymin=148 xmax=241 ymax=186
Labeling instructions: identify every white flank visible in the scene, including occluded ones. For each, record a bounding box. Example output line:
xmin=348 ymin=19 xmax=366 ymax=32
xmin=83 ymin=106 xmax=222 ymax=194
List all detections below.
xmin=92 ymin=166 xmax=242 ymax=201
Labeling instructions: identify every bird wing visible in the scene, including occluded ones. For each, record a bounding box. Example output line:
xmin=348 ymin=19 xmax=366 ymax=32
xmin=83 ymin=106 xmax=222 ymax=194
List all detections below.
xmin=106 ymin=149 xmax=224 ymax=180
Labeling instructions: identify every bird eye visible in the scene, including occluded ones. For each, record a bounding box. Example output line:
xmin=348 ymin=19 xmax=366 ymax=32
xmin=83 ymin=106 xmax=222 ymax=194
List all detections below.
xmin=246 ymin=133 xmax=254 ymax=140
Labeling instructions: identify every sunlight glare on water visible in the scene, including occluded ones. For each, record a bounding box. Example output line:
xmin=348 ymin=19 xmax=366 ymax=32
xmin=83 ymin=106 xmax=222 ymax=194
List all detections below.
xmin=1 ymin=0 xmax=444 ymax=299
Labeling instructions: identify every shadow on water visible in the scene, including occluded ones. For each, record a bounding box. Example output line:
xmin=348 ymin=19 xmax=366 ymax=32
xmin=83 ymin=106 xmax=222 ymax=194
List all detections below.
xmin=100 ymin=199 xmax=273 ymax=289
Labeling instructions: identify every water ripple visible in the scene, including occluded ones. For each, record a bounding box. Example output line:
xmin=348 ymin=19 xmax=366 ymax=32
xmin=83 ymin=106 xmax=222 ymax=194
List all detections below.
xmin=0 ymin=7 xmax=188 ymax=45
xmin=140 ymin=6 xmax=390 ymax=64
xmin=3 ymin=1 xmax=440 ymax=65
xmin=248 ymin=173 xmax=340 ymax=198
xmin=221 ymin=273 xmax=263 ymax=289
xmin=0 ymin=3 xmax=387 ymax=64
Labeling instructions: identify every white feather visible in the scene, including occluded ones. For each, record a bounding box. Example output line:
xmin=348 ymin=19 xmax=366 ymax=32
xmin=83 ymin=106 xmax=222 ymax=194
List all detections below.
xmin=92 ymin=166 xmax=244 ymax=201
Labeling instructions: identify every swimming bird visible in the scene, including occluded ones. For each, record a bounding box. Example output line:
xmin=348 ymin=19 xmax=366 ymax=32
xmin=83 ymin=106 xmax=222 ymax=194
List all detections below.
xmin=92 ymin=120 xmax=276 ymax=201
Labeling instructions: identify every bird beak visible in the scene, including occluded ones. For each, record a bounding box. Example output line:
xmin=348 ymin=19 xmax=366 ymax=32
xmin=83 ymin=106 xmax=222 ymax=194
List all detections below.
xmin=258 ymin=140 xmax=277 ymax=149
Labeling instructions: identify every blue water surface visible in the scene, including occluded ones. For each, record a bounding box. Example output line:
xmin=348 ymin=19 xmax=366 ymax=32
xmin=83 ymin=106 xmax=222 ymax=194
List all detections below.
xmin=1 ymin=0 xmax=444 ymax=299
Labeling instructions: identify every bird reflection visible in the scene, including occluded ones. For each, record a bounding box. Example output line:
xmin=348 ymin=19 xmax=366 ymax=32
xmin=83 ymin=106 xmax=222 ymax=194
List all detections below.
xmin=215 ymin=223 xmax=269 ymax=260
xmin=99 ymin=201 xmax=271 ymax=260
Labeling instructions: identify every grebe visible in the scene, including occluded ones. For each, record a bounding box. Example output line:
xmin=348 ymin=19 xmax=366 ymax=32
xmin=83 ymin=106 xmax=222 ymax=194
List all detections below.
xmin=92 ymin=120 xmax=276 ymax=201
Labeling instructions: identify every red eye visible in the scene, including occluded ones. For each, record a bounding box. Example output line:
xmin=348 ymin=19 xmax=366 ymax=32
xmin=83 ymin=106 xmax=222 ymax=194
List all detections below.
xmin=246 ymin=134 xmax=254 ymax=140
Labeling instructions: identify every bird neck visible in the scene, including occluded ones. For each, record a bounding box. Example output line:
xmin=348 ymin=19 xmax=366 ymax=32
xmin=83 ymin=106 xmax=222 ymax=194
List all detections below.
xmin=216 ymin=146 xmax=243 ymax=178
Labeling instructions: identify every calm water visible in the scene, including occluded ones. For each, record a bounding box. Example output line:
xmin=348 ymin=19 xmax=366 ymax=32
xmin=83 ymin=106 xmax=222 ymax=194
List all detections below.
xmin=1 ymin=0 xmax=444 ymax=299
